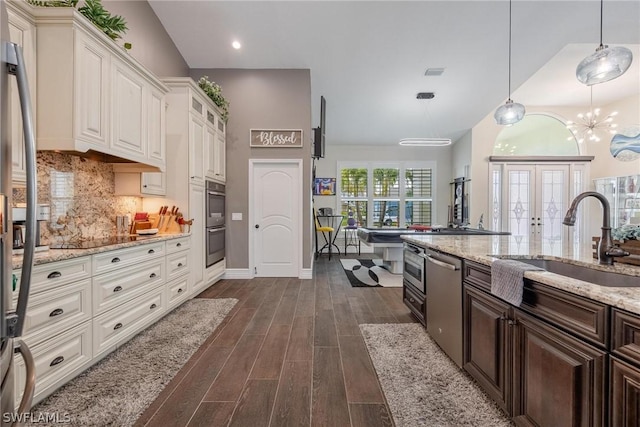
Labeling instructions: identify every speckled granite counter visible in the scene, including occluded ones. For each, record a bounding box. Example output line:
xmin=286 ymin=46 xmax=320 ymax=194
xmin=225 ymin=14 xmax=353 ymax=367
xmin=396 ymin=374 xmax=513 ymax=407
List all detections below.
xmin=402 ymin=235 xmax=640 ymax=315
xmin=12 ymin=233 xmax=191 ymax=270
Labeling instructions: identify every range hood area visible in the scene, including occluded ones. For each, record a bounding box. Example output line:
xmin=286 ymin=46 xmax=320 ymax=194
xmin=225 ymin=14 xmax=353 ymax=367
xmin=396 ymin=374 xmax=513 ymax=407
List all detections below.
xmin=46 ymin=150 xmax=164 ymax=173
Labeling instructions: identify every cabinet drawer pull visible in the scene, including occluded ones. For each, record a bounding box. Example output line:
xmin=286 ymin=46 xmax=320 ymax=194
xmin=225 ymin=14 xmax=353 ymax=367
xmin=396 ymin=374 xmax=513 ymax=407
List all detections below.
xmin=177 ymin=263 xmax=183 ymax=267
xmin=508 ymin=319 xmax=518 ymax=327
xmin=150 ymin=303 xmax=157 ymax=310
xmin=49 ymin=308 xmax=64 ymax=317
xmin=177 ymin=288 xmax=183 ymax=293
xmin=50 ymin=356 xmax=65 ymax=367
xmin=176 ymin=243 xmax=182 ymax=247
xmin=409 ymin=297 xmax=416 ymax=303
xmin=111 ymin=257 xmax=121 ymax=263
xmin=149 ymin=273 xmax=157 ymax=278
xmin=47 ymin=271 xmax=62 ymax=279
xmin=148 ymin=249 xmax=155 ymax=254
xmin=113 ymin=286 xmax=123 ymax=293
xmin=114 ymin=322 xmax=123 ymax=330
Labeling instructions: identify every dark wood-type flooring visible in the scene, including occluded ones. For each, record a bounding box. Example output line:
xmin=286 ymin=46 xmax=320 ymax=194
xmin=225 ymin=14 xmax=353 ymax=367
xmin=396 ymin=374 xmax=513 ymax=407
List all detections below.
xmin=136 ymin=255 xmax=417 ymax=427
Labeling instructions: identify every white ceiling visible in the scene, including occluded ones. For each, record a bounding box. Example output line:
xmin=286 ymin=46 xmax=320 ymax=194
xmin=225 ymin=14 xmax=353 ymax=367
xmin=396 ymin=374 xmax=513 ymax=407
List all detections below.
xmin=149 ymin=1 xmax=640 ymax=146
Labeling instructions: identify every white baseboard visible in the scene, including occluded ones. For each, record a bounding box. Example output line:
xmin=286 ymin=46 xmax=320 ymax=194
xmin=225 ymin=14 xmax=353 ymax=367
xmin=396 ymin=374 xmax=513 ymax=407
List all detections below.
xmin=223 ymin=268 xmax=252 ymax=280
xmin=299 ymin=268 xmax=313 ymax=279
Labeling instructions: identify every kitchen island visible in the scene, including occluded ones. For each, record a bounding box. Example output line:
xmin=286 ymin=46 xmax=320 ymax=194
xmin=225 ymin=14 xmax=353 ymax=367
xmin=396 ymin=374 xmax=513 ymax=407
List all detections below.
xmin=402 ymin=234 xmax=640 ymax=426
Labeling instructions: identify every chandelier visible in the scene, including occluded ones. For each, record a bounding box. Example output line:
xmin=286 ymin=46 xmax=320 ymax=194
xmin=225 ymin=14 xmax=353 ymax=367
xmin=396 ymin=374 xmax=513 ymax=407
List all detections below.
xmin=566 ymin=88 xmax=618 ymax=143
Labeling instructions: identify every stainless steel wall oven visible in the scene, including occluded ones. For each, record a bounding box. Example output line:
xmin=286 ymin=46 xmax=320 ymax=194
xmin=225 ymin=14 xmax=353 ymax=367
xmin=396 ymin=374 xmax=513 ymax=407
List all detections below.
xmin=206 ymin=181 xmax=225 ymax=267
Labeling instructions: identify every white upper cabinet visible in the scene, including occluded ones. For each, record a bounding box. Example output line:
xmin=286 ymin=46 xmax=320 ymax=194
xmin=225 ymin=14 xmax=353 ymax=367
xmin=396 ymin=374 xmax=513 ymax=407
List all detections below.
xmin=189 ymin=112 xmax=205 ymax=186
xmin=204 ymin=119 xmax=216 ymax=180
xmin=32 ymin=6 xmax=168 ymax=171
xmin=205 ymin=109 xmax=225 ymax=183
xmin=7 ymin=1 xmax=37 ymax=184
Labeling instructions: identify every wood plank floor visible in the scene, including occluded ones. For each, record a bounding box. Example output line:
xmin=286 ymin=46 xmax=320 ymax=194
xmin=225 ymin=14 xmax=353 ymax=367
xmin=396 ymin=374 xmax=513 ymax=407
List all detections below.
xmin=136 ymin=255 xmax=417 ymax=427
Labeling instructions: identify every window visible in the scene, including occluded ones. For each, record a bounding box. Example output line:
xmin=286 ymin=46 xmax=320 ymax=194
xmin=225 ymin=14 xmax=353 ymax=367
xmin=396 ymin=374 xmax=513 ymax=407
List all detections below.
xmin=338 ymin=162 xmax=435 ymax=227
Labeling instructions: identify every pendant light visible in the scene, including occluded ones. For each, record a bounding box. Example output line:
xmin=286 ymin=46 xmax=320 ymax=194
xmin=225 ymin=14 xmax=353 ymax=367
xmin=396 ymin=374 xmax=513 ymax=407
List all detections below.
xmin=494 ymin=0 xmax=525 ymax=126
xmin=576 ymin=0 xmax=633 ymax=86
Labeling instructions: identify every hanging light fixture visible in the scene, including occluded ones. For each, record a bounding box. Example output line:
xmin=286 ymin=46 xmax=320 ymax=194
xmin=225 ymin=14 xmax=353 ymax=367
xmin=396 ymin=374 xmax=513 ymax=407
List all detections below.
xmin=566 ymin=86 xmax=618 ymax=143
xmin=494 ymin=0 xmax=525 ymax=126
xmin=576 ymin=0 xmax=633 ymax=86
xmin=399 ymin=93 xmax=452 ymax=146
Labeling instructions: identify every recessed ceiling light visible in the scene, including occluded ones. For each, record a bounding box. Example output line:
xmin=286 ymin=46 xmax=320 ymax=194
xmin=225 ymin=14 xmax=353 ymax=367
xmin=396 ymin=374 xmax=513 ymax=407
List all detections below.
xmin=232 ymin=40 xmax=242 ymax=50
xmin=424 ymin=68 xmax=445 ymax=76
xmin=399 ymin=138 xmax=451 ymax=146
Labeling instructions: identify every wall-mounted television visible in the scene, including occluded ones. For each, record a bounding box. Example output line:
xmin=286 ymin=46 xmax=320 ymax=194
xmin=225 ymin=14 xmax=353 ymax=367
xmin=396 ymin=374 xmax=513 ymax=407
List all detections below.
xmin=313 ymin=96 xmax=326 ymax=159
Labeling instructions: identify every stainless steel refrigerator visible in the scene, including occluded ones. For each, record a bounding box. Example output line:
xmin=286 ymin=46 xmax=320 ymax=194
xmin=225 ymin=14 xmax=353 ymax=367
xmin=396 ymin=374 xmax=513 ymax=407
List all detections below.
xmin=1 ymin=0 xmax=37 ymax=424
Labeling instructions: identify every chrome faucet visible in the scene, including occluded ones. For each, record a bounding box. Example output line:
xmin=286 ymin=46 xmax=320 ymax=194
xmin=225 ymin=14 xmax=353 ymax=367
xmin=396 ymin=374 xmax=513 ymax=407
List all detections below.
xmin=477 ymin=213 xmax=485 ymax=230
xmin=563 ymin=191 xmax=629 ymax=265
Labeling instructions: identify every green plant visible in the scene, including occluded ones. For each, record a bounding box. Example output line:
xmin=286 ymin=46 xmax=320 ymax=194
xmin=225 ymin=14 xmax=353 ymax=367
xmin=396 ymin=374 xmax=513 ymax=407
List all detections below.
xmin=612 ymin=224 xmax=640 ymax=241
xmin=198 ymin=76 xmax=230 ymax=122
xmin=28 ymin=0 xmax=127 ymax=41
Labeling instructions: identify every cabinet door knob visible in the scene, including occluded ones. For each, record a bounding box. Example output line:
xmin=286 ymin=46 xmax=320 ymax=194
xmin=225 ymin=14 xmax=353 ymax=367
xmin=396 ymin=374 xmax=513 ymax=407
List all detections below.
xmin=50 ymin=356 xmax=65 ymax=367
xmin=177 ymin=288 xmax=183 ymax=293
xmin=47 ymin=271 xmax=62 ymax=279
xmin=49 ymin=308 xmax=64 ymax=317
xmin=255 ymin=224 xmax=259 ymax=229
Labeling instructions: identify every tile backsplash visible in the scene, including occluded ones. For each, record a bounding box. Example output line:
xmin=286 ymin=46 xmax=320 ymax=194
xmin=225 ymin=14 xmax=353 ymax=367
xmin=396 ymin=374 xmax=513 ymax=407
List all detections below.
xmin=13 ymin=152 xmax=142 ymax=244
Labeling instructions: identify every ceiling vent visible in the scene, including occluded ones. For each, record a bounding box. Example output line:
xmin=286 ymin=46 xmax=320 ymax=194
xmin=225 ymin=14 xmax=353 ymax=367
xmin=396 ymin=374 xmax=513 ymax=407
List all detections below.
xmin=416 ymin=92 xmax=435 ymax=100
xmin=424 ymin=68 xmax=445 ymax=76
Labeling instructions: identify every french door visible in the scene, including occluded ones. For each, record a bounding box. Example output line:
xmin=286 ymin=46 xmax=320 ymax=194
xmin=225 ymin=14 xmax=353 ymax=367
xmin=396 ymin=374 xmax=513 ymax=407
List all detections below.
xmin=490 ymin=162 xmax=588 ymax=255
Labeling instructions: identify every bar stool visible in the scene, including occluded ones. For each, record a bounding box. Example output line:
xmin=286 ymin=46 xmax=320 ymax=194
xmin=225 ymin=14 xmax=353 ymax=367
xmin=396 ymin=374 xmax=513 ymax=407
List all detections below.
xmin=315 ymin=211 xmax=334 ymax=260
xmin=343 ymin=217 xmax=360 ymax=255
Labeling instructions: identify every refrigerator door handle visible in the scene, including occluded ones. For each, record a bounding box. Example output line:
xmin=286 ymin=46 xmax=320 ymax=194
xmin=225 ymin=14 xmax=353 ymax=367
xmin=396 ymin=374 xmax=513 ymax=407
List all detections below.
xmin=7 ymin=42 xmax=37 ymax=338
xmin=13 ymin=339 xmax=35 ymax=418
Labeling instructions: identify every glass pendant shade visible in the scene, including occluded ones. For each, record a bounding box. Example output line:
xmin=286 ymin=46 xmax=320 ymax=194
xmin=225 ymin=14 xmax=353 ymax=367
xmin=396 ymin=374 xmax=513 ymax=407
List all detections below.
xmin=494 ymin=99 xmax=526 ymax=126
xmin=576 ymin=45 xmax=633 ymax=85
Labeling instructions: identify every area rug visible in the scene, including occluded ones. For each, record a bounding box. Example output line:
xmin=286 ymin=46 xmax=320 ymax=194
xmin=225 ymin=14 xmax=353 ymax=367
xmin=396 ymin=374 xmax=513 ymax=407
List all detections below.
xmin=29 ymin=298 xmax=238 ymax=427
xmin=339 ymin=258 xmax=403 ymax=287
xmin=360 ymin=323 xmax=513 ymax=427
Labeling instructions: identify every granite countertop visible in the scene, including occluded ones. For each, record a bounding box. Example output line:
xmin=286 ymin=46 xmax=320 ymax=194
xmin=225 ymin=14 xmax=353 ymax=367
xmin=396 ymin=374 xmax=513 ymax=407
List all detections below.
xmin=12 ymin=233 xmax=191 ymax=270
xmin=402 ymin=234 xmax=640 ymax=315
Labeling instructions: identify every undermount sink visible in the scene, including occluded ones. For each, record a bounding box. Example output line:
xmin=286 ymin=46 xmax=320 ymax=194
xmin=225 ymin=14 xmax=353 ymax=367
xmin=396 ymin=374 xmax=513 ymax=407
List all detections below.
xmin=515 ymin=258 xmax=640 ymax=288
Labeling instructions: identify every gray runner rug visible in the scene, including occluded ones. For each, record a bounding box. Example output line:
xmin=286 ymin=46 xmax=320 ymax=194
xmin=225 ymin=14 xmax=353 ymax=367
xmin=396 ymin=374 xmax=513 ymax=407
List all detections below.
xmin=29 ymin=298 xmax=237 ymax=427
xmin=360 ymin=323 xmax=513 ymax=427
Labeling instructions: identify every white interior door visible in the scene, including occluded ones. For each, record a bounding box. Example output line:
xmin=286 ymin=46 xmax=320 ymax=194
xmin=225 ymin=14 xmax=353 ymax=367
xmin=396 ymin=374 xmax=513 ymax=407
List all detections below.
xmin=251 ymin=160 xmax=301 ymax=277
xmin=498 ymin=163 xmax=582 ymax=255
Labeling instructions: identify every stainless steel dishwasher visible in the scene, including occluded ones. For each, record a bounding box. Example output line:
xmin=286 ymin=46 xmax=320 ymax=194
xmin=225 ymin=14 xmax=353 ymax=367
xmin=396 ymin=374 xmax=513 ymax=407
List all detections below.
xmin=425 ymin=248 xmax=463 ymax=367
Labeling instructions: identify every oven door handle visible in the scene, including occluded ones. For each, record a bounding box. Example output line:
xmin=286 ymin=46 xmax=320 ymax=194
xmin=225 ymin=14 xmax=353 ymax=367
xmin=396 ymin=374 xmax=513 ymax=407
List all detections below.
xmin=208 ymin=227 xmax=226 ymax=233
xmin=207 ymin=191 xmax=224 ymax=196
xmin=426 ymin=254 xmax=459 ymax=271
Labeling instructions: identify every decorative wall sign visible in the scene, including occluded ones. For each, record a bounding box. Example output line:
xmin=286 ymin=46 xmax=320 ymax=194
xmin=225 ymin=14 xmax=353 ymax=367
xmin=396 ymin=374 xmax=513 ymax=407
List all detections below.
xmin=250 ymin=129 xmax=303 ymax=148
xmin=314 ymin=178 xmax=336 ymax=196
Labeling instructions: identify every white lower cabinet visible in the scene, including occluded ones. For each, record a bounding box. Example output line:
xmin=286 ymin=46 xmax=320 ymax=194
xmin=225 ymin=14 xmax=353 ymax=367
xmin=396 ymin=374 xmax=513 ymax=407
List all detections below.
xmin=12 ymin=236 xmax=195 ymax=408
xmin=92 ymin=286 xmax=166 ymax=358
xmin=15 ymin=321 xmax=93 ymax=405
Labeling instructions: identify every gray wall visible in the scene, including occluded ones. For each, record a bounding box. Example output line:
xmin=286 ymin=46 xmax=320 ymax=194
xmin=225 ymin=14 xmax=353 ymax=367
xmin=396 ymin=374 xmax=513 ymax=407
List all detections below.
xmin=103 ymin=1 xmax=189 ymax=77
xmin=190 ymin=69 xmax=313 ymax=270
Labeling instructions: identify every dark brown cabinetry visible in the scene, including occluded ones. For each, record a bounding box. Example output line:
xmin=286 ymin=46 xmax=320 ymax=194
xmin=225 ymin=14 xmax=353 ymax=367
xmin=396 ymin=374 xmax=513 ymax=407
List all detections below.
xmin=463 ymin=284 xmax=511 ymax=414
xmin=512 ymin=310 xmax=606 ymax=427
xmin=403 ymin=282 xmax=425 ymax=325
xmin=463 ymin=260 xmax=608 ymax=426
xmin=610 ymin=356 xmax=640 ymax=427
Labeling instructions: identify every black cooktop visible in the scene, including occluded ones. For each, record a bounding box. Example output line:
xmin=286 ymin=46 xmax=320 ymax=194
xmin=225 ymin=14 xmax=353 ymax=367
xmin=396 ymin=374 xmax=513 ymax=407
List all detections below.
xmin=49 ymin=236 xmax=140 ymax=249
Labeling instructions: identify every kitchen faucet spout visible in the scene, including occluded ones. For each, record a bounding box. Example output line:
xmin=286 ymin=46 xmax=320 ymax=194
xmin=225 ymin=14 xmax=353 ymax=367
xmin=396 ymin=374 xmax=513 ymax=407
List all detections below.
xmin=563 ymin=191 xmax=629 ymax=265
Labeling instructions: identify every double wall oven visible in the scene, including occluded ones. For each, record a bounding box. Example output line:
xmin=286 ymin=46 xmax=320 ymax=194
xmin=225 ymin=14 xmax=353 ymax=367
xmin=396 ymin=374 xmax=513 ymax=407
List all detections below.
xmin=206 ymin=181 xmax=225 ymax=267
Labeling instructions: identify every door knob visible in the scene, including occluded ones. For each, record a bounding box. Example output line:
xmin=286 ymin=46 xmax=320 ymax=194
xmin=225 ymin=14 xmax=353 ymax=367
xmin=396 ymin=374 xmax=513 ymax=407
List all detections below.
xmin=255 ymin=224 xmax=259 ymax=229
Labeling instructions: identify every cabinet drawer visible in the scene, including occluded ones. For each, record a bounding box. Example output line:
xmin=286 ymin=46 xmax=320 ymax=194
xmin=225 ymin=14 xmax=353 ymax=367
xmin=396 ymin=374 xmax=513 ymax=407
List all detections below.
xmin=166 ymin=236 xmax=190 ymax=254
xmin=15 ymin=321 xmax=92 ymax=405
xmin=93 ymin=287 xmax=166 ymax=357
xmin=521 ymin=280 xmax=609 ymax=348
xmin=166 ymin=251 xmax=189 ymax=281
xmin=93 ymin=241 xmax=164 ymax=275
xmin=13 ymin=256 xmax=91 ymax=296
xmin=403 ymin=282 xmax=425 ymax=325
xmin=167 ymin=276 xmax=190 ymax=309
xmin=93 ymin=259 xmax=165 ymax=315
xmin=22 ymin=279 xmax=92 ymax=345
xmin=463 ymin=260 xmax=491 ymax=293
xmin=612 ymin=308 xmax=640 ymax=363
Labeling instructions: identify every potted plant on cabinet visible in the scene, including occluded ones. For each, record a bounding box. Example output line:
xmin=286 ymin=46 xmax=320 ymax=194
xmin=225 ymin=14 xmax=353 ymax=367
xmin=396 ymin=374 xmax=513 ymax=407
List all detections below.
xmin=197 ymin=76 xmax=230 ymax=123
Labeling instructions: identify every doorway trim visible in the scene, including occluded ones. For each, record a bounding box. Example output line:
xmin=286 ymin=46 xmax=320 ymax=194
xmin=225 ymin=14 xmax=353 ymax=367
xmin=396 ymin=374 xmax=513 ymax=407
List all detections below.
xmin=248 ymin=158 xmax=303 ymax=278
